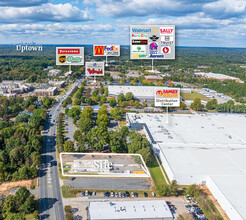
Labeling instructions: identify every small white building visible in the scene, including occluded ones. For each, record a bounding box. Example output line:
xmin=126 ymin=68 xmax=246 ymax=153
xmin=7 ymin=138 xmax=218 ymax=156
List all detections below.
xmin=48 ymin=69 xmax=62 ymax=77
xmin=88 ymin=200 xmax=173 ymax=220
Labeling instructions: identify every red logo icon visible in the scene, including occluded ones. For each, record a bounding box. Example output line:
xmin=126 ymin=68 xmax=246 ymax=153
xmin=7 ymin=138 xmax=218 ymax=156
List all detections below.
xmin=162 ymin=47 xmax=169 ymax=53
xmin=94 ymin=46 xmax=104 ymax=55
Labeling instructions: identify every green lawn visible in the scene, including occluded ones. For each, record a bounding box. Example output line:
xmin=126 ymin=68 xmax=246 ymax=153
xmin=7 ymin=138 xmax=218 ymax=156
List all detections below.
xmin=148 ymin=156 xmax=167 ymax=187
xmin=181 ymin=91 xmax=210 ymax=101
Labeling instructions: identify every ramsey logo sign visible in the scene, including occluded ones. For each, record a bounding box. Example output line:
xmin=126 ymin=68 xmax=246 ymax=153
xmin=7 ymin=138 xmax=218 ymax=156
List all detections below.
xmin=156 ymin=89 xmax=178 ymax=98
xmin=155 ymin=88 xmax=180 ymax=107
xmin=160 ymin=27 xmax=174 ymax=35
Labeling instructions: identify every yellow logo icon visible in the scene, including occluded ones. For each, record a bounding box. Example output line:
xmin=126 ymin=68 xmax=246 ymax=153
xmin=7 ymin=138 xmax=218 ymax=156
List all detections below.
xmin=152 ymin=27 xmax=158 ymax=33
xmin=59 ymin=55 xmax=66 ymax=63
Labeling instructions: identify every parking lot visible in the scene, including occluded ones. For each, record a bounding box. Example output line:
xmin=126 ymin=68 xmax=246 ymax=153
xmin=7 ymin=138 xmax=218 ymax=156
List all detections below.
xmin=64 ymin=115 xmax=78 ymax=143
xmin=64 ymin=177 xmax=151 ymax=190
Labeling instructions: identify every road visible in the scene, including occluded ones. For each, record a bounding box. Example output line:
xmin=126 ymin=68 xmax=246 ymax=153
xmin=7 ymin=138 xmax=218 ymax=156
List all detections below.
xmin=39 ymin=77 xmax=84 ymax=220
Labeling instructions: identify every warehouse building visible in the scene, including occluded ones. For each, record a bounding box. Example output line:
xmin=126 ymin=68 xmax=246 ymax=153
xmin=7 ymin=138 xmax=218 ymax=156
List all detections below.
xmin=88 ymin=200 xmax=173 ymax=220
xmin=127 ymin=113 xmax=246 ymax=220
xmin=108 ymin=85 xmax=191 ymax=100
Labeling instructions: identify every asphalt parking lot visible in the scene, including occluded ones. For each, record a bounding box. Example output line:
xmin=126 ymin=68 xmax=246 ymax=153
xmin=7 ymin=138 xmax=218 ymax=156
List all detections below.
xmin=64 ymin=177 xmax=151 ymax=190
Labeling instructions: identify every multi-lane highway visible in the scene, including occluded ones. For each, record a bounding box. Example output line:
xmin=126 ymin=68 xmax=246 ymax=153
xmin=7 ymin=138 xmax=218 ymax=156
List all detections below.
xmin=39 ymin=77 xmax=83 ymax=220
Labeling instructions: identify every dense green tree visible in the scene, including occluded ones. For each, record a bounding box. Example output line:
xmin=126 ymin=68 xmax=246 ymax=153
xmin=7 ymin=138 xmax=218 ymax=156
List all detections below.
xmin=180 ymin=103 xmax=187 ymax=109
xmin=99 ymin=86 xmax=104 ymax=94
xmin=190 ymin=98 xmax=204 ymax=111
xmin=137 ymin=147 xmax=152 ymax=165
xmin=63 ymin=141 xmax=75 ymax=152
xmin=117 ymin=93 xmax=125 ymax=103
xmin=67 ymin=106 xmax=81 ymax=121
xmin=125 ymin=92 xmax=134 ymax=101
xmin=73 ymin=98 xmax=81 ymax=105
xmin=78 ymin=117 xmax=94 ymax=133
xmin=87 ymin=97 xmax=93 ymax=105
xmin=206 ymin=99 xmax=218 ymax=110
xmin=109 ymin=97 xmax=117 ymax=107
xmin=15 ymin=113 xmax=30 ymax=124
xmin=110 ymin=107 xmax=122 ymax=120
xmin=100 ymin=95 xmax=107 ymax=103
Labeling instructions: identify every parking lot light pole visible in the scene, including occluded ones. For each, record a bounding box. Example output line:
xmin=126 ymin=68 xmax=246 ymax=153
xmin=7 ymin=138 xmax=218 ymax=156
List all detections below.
xmin=166 ymin=106 xmax=169 ymax=124
xmin=105 ymin=55 xmax=109 ymax=67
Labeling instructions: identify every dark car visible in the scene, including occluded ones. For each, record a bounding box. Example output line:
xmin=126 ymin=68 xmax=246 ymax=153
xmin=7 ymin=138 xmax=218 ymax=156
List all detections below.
xmin=125 ymin=191 xmax=130 ymax=197
xmin=144 ymin=192 xmax=148 ymax=197
xmin=122 ymin=193 xmax=126 ymax=198
xmin=134 ymin=192 xmax=138 ymax=197
xmin=81 ymin=192 xmax=85 ymax=197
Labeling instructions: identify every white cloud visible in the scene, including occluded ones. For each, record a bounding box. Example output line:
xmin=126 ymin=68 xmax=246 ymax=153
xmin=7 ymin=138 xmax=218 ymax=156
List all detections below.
xmin=203 ymin=0 xmax=246 ymax=18
xmin=144 ymin=13 xmax=234 ymax=29
xmin=0 ymin=23 xmax=114 ymax=35
xmin=83 ymin=0 xmax=214 ymax=17
xmin=0 ymin=3 xmax=91 ymax=23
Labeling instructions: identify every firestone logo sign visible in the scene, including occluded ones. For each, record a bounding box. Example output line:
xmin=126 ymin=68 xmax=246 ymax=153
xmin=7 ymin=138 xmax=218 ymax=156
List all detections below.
xmin=56 ymin=47 xmax=84 ymax=66
xmin=58 ymin=49 xmax=80 ymax=54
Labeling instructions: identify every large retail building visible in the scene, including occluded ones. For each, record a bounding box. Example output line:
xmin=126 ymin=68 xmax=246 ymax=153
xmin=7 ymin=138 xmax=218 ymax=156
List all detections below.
xmin=127 ymin=113 xmax=246 ymax=220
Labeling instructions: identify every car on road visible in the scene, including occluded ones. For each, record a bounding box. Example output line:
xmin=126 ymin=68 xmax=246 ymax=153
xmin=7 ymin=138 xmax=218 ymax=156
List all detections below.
xmin=53 ymin=133 xmax=55 ymax=136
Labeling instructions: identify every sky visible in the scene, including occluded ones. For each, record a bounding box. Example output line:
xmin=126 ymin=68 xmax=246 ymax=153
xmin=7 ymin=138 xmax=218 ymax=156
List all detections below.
xmin=0 ymin=0 xmax=246 ymax=47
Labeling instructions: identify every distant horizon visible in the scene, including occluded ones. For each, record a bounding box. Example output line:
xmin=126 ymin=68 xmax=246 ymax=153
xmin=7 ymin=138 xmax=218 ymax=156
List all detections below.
xmin=1 ymin=44 xmax=246 ymax=50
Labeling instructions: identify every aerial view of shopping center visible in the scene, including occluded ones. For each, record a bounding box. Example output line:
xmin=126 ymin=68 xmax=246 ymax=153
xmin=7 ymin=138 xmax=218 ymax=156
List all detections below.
xmin=0 ymin=0 xmax=246 ymax=220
